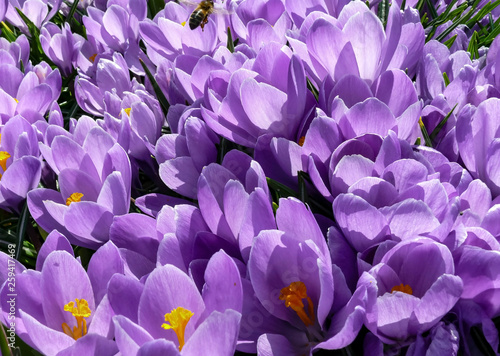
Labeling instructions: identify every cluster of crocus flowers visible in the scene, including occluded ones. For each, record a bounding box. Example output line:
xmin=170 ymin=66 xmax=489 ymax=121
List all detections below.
xmin=1 ymin=0 xmax=500 ymax=355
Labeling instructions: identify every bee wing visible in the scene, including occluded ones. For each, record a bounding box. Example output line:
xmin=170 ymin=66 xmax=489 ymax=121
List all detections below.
xmin=211 ymin=7 xmax=234 ymax=15
xmin=177 ymin=0 xmax=200 ymax=7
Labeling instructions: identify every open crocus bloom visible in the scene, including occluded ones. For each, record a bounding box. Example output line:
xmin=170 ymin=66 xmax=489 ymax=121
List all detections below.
xmin=0 ymin=250 xmax=116 ymax=355
xmin=358 ymin=237 xmax=463 ymax=345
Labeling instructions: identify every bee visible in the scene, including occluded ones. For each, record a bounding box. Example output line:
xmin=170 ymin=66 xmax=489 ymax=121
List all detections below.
xmin=178 ymin=0 xmax=230 ymax=31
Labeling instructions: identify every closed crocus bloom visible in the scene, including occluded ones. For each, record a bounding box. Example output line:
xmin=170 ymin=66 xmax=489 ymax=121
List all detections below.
xmin=197 ymin=150 xmax=274 ymax=261
xmin=456 ymin=98 xmax=500 ymax=198
xmin=156 ymin=116 xmax=218 ymax=199
xmin=202 ymin=42 xmax=315 ymax=148
xmin=0 ymin=115 xmax=41 ymax=213
xmin=0 ymin=34 xmax=30 ymax=70
xmin=4 ymin=0 xmax=62 ymax=33
xmin=40 ymin=22 xmax=84 ymax=77
xmin=0 ymin=62 xmax=61 ymax=124
xmin=74 ymin=52 xmax=144 ymax=116
xmin=112 ymin=250 xmax=242 ymax=355
xmin=287 ymin=1 xmax=424 ymax=86
xmin=0 ymin=250 xmax=116 ymax=356
xmin=358 ymin=237 xmax=463 ymax=345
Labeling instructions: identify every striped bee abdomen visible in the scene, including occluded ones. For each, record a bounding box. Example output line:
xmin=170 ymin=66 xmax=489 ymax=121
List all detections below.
xmin=189 ymin=9 xmax=206 ymax=30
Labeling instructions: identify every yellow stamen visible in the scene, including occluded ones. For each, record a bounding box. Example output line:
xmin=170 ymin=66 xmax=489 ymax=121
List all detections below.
xmin=0 ymin=151 xmax=11 ymax=172
xmin=61 ymin=299 xmax=92 ymax=340
xmin=123 ymin=108 xmax=131 ymax=116
xmin=89 ymin=54 xmax=97 ymax=63
xmin=66 ymin=192 xmax=84 ymax=206
xmin=14 ymin=98 xmax=18 ymax=103
xmin=181 ymin=21 xmax=186 ymax=27
xmin=298 ymin=136 xmax=305 ymax=146
xmin=391 ymin=283 xmax=413 ymax=295
xmin=279 ymin=281 xmax=315 ymax=326
xmin=162 ymin=307 xmax=193 ymax=351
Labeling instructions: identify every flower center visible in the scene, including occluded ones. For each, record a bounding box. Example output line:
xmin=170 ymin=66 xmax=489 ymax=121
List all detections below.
xmin=0 ymin=151 xmax=11 ymax=172
xmin=89 ymin=54 xmax=97 ymax=62
xmin=391 ymin=283 xmax=413 ymax=295
xmin=298 ymin=136 xmax=305 ymax=146
xmin=61 ymin=298 xmax=91 ymax=340
xmin=66 ymin=192 xmax=84 ymax=206
xmin=161 ymin=306 xmax=193 ymax=351
xmin=123 ymin=108 xmax=131 ymax=116
xmin=279 ymin=281 xmax=315 ymax=326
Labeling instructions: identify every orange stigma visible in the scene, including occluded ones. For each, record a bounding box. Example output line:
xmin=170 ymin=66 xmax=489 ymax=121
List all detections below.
xmin=0 ymin=151 xmax=11 ymax=172
xmin=61 ymin=299 xmax=92 ymax=340
xmin=279 ymin=281 xmax=315 ymax=326
xmin=66 ymin=192 xmax=83 ymax=206
xmin=391 ymin=283 xmax=413 ymax=295
xmin=162 ymin=307 xmax=193 ymax=350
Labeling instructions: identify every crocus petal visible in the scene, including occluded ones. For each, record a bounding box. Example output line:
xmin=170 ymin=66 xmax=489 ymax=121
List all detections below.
xmin=201 ymin=250 xmax=243 ymax=319
xmin=113 ymin=315 xmax=154 ymax=356
xmin=182 ymin=310 xmax=241 ymax=356
xmin=40 ymin=251 xmax=94 ymax=331
xmin=138 ymin=265 xmax=205 ymax=340
xmin=19 ymin=309 xmax=74 ymax=356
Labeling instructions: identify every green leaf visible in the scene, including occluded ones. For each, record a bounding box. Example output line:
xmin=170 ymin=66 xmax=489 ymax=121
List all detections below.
xmin=267 ymin=177 xmax=298 ymax=200
xmin=443 ymin=34 xmax=457 ymax=48
xmin=306 ymin=77 xmax=319 ymax=102
xmin=429 ymin=104 xmax=457 ymax=142
xmin=442 ymin=71 xmax=450 ymax=86
xmin=65 ymin=0 xmax=80 ymax=23
xmin=298 ymin=171 xmax=308 ymax=203
xmin=139 ymin=58 xmax=170 ymax=117
xmin=419 ymin=118 xmax=433 ymax=147
xmin=377 ymin=0 xmax=389 ymax=27
xmin=0 ymin=325 xmax=12 ymax=356
xmin=0 ymin=22 xmax=18 ymax=42
xmin=227 ymin=27 xmax=235 ymax=53
xmin=147 ymin=0 xmax=165 ymax=18
xmin=467 ymin=31 xmax=480 ymax=59
xmin=425 ymin=0 xmax=439 ymax=19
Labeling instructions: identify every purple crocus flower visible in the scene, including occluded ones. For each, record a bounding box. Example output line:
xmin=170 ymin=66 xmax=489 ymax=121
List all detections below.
xmin=245 ymin=197 xmax=367 ymax=354
xmin=0 ymin=34 xmax=30 ymax=70
xmin=456 ymin=98 xmax=500 ymax=198
xmin=0 ymin=62 xmax=61 ymax=124
xmin=197 ymin=150 xmax=274 ymax=261
xmin=229 ymin=0 xmax=292 ymax=51
xmin=83 ymin=0 xmax=148 ymax=73
xmin=0 ymin=250 xmax=117 ymax=355
xmin=406 ymin=322 xmax=460 ymax=355
xmin=96 ymin=87 xmax=164 ymax=175
xmin=27 ymin=120 xmax=132 ymax=249
xmin=0 ymin=115 xmax=41 ymax=213
xmin=4 ymin=0 xmax=62 ymax=33
xmin=139 ymin=1 xmax=221 ymax=65
xmin=287 ymin=1 xmax=424 ymax=86
xmin=358 ymin=237 xmax=463 ymax=345
xmin=112 ymin=250 xmax=242 ymax=355
xmin=284 ymin=0 xmax=349 ymax=28
xmin=40 ymin=22 xmax=85 ymax=77
xmin=156 ymin=115 xmax=218 ymax=199
xmin=0 ymin=0 xmax=7 ymax=21
xmin=202 ymin=42 xmax=315 ymax=148
xmin=74 ymin=53 xmax=145 ymax=116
